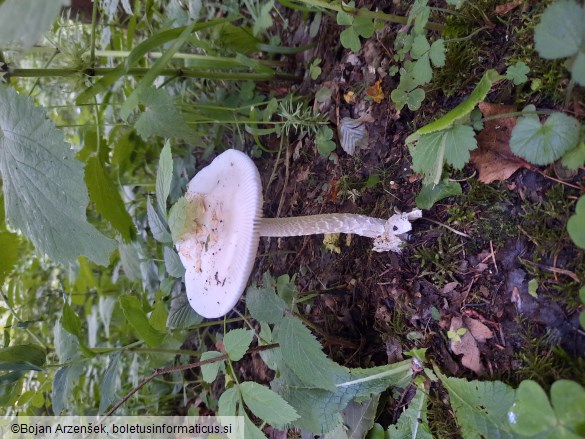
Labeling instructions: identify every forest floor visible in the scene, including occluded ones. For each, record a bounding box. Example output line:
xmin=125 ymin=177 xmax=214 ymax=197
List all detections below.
xmin=212 ymin=1 xmax=585 ymax=436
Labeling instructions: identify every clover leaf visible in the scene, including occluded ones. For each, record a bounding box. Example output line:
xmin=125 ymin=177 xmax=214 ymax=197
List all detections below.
xmin=506 ymin=61 xmax=530 ymax=85
xmin=567 ymin=195 xmax=585 ymax=250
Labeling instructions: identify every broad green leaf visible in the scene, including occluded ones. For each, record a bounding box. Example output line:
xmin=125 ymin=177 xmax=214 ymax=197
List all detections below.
xmin=243 ymin=413 xmax=268 ymax=439
xmin=118 ymin=243 xmax=142 ymax=281
xmin=0 ymin=87 xmax=116 ymax=265
xmin=365 ymin=423 xmax=385 ymax=439
xmin=387 ymin=387 xmax=433 ymax=439
xmin=276 ymin=274 xmax=298 ymax=304
xmin=167 ymin=293 xmax=202 ymax=329
xmin=410 ymin=125 xmax=477 ymax=185
xmin=571 ymin=51 xmax=585 ymax=86
xmin=147 ymin=197 xmax=172 ymax=243
xmin=550 ymin=380 xmax=585 ymax=432
xmin=561 ymin=138 xmax=585 ymax=170
xmin=276 ymin=315 xmax=338 ymax=390
xmin=168 ymin=197 xmax=188 ymax=243
xmin=342 ymin=395 xmax=380 ymax=439
xmin=0 ymin=231 xmax=20 ymax=285
xmin=340 ymin=27 xmax=361 ymax=52
xmin=316 ymin=126 xmax=337 ymax=157
xmin=415 ymin=180 xmax=462 ymax=209
xmin=0 ymin=371 xmax=23 ymax=407
xmin=506 ymin=61 xmax=530 ymax=85
xmin=429 ymin=39 xmax=446 ymax=67
xmin=164 ymin=246 xmax=186 ymax=278
xmin=119 ymin=295 xmax=165 ymax=347
xmin=438 ymin=371 xmax=516 ymax=439
xmin=51 ymin=365 xmax=82 ymax=415
xmin=412 ymin=55 xmax=432 ymax=85
xmin=61 ymin=302 xmax=82 ymax=339
xmin=223 ymin=329 xmax=254 ymax=362
xmin=337 ymin=4 xmax=355 ymax=25
xmin=200 ymin=351 xmax=224 ymax=383
xmin=218 ymin=386 xmax=239 ymax=417
xmin=98 ymin=352 xmax=120 ymax=414
xmin=509 ymin=380 xmax=556 ymax=436
xmin=240 ymin=381 xmax=300 ymax=427
xmin=353 ymin=12 xmax=375 ymax=38
xmin=246 ymin=284 xmax=288 ymax=324
xmin=134 ymin=89 xmax=195 ymax=141
xmin=411 ymin=35 xmax=430 ymax=59
xmin=85 ymin=156 xmax=136 ymax=243
xmin=534 ymin=0 xmax=584 ymax=59
xmin=156 ymin=142 xmax=173 ymax=216
xmin=510 ymin=111 xmax=580 ymax=165
xmin=567 ymin=196 xmax=585 ymax=250
xmin=0 ymin=344 xmax=45 ymax=372
xmin=149 ymin=299 xmax=168 ymax=332
xmin=407 ymin=69 xmax=501 ymax=141
xmin=0 ymin=0 xmax=68 ymax=48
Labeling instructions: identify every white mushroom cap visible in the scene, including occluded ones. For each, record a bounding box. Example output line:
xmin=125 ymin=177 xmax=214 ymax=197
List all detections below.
xmin=176 ymin=149 xmax=263 ymax=318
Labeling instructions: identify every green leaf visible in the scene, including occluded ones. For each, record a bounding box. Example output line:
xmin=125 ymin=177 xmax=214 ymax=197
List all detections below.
xmin=340 ymin=27 xmax=361 ymax=52
xmin=0 ymin=0 xmax=67 ymax=48
xmin=510 ymin=110 xmax=580 ymax=165
xmin=253 ymin=0 xmax=275 ymax=36
xmin=509 ymin=380 xmax=556 ymax=436
xmin=167 ymin=293 xmax=203 ymax=329
xmin=85 ymin=156 xmax=136 ymax=242
xmin=156 ymin=142 xmax=173 ymax=216
xmin=337 ymin=5 xmax=355 ymax=26
xmin=561 ymin=140 xmax=585 ymax=170
xmin=411 ymin=35 xmax=430 ymax=59
xmin=149 ymin=299 xmax=168 ymax=332
xmin=134 ymin=88 xmax=195 ymax=141
xmin=550 ymin=380 xmax=585 ymax=433
xmin=342 ymin=395 xmax=381 ymax=439
xmin=246 ymin=284 xmax=288 ymax=324
xmin=51 ymin=365 xmax=82 ymax=415
xmin=506 ymin=61 xmax=530 ymax=85
xmin=415 ymin=180 xmax=462 ymax=209
xmin=412 ymin=55 xmax=433 ymax=85
xmin=410 ymin=125 xmax=477 ymax=185
xmin=407 ymin=69 xmax=501 ymax=141
xmin=164 ymin=246 xmax=186 ymax=278
xmin=98 ymin=352 xmax=120 ymax=414
xmin=387 ymin=387 xmax=433 ymax=439
xmin=218 ymin=386 xmax=239 ymax=417
xmin=223 ymin=329 xmax=254 ymax=362
xmin=0 ymin=87 xmax=116 ymax=265
xmin=534 ymin=0 xmax=584 ymax=59
xmin=200 ymin=351 xmax=224 ymax=383
xmin=353 ymin=12 xmax=375 ymax=38
xmin=567 ymin=196 xmax=585 ymax=250
xmin=429 ymin=39 xmax=446 ymax=67
xmin=391 ymin=87 xmax=425 ymax=112
xmin=0 ymin=344 xmax=45 ymax=372
xmin=316 ymin=126 xmax=337 ymax=157
xmin=147 ymin=197 xmax=172 ymax=243
xmin=571 ymin=51 xmax=585 ymax=86
xmin=119 ymin=295 xmax=165 ymax=347
xmin=276 ymin=315 xmax=338 ymax=390
xmin=240 ymin=381 xmax=300 ymax=427
xmin=0 ymin=371 xmax=23 ymax=407
xmin=438 ymin=371 xmax=516 ymax=439
xmin=61 ymin=302 xmax=82 ymax=339
xmin=243 ymin=413 xmax=268 ymax=439
xmin=446 ymin=0 xmax=466 ymax=8
xmin=0 ymin=231 xmax=20 ymax=285
xmin=168 ymin=197 xmax=188 ymax=243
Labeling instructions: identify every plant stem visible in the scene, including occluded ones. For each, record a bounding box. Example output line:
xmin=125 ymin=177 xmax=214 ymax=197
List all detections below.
xmin=479 ymin=109 xmax=556 ymax=123
xmin=292 ymin=0 xmax=445 ymax=32
xmin=89 ymin=0 xmax=99 ymax=65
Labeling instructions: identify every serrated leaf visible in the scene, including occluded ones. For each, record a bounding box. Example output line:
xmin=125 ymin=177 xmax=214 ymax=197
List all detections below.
xmin=411 ymin=35 xmax=430 ymax=59
xmin=410 ymin=125 xmax=477 ymax=185
xmin=164 ymin=246 xmax=185 ymax=277
xmin=534 ymin=0 xmax=584 ymax=60
xmin=412 ymin=55 xmax=433 ymax=85
xmin=276 ymin=315 xmax=338 ymax=390
xmin=387 ymin=388 xmax=433 ymax=439
xmin=200 ymin=351 xmax=224 ymax=383
xmin=167 ymin=293 xmax=203 ymax=329
xmin=0 ymin=231 xmax=20 ymax=285
xmin=0 ymin=0 xmax=68 ymax=48
xmin=134 ymin=88 xmax=195 ymax=140
xmin=0 ymin=344 xmax=45 ymax=372
xmin=119 ymin=295 xmax=165 ymax=347
xmin=98 ymin=352 xmax=120 ymax=414
xmin=340 ymin=27 xmax=361 ymax=52
xmin=506 ymin=61 xmax=530 ymax=85
xmin=223 ymin=329 xmax=254 ymax=362
xmin=85 ymin=156 xmax=136 ymax=242
xmin=567 ymin=196 xmax=585 ymax=250
xmin=156 ymin=142 xmax=173 ymax=216
xmin=168 ymin=197 xmax=188 ymax=243
xmin=147 ymin=197 xmax=172 ymax=243
xmin=338 ymin=117 xmax=368 ymax=156
xmin=415 ymin=180 xmax=462 ymax=209
xmin=244 ymin=413 xmax=268 ymax=439
xmin=240 ymin=381 xmax=299 ymax=427
xmin=343 ymin=395 xmax=380 ymax=439
xmin=510 ymin=111 xmax=580 ymax=165
xmin=0 ymin=87 xmax=116 ymax=265
xmin=429 ymin=39 xmax=445 ymax=67
xmin=253 ymin=0 xmax=275 ymax=36
xmin=438 ymin=371 xmax=516 ymax=439
xmin=218 ymin=386 xmax=239 ymax=416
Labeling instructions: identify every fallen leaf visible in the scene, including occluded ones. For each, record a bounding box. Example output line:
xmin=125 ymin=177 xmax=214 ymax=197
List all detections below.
xmin=323 ymin=233 xmax=341 ymax=253
xmin=495 ymin=0 xmax=522 ymax=15
xmin=365 ymin=80 xmax=385 ymax=103
xmin=344 ymin=90 xmax=356 ymax=104
xmin=471 ymin=102 xmax=531 ymax=183
xmin=450 ymin=316 xmax=492 ymax=374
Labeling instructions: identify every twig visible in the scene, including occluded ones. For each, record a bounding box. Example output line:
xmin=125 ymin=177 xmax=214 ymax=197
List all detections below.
xmin=520 ymin=258 xmax=581 ymax=283
xmin=104 ymin=343 xmax=279 ymax=417
xmin=489 ymin=240 xmax=498 ymax=273
xmin=420 ymin=217 xmax=471 ymax=238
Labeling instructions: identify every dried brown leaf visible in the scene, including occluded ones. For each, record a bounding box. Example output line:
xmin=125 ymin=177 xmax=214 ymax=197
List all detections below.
xmin=463 ymin=316 xmax=493 ymax=342
xmin=365 ymin=80 xmax=385 ymax=104
xmin=471 ymin=102 xmax=531 ymax=183
xmin=450 ymin=316 xmax=492 ymax=374
xmin=495 ymin=0 xmax=522 ymax=15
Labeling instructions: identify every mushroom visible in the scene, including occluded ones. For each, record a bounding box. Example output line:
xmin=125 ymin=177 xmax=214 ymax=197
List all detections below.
xmin=174 ymin=149 xmax=421 ymax=318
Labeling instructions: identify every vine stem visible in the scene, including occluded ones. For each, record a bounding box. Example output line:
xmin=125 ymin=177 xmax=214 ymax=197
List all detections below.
xmin=292 ymin=0 xmax=445 ymax=32
xmin=103 ymin=343 xmax=279 ymax=417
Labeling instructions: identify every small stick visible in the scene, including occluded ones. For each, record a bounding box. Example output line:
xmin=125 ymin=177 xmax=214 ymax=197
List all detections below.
xmin=421 ymin=217 xmax=471 ymax=238
xmin=489 ymin=240 xmax=498 ymax=273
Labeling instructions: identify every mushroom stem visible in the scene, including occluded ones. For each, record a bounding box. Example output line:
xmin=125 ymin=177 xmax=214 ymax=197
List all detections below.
xmin=258 ymin=214 xmax=387 ymax=238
